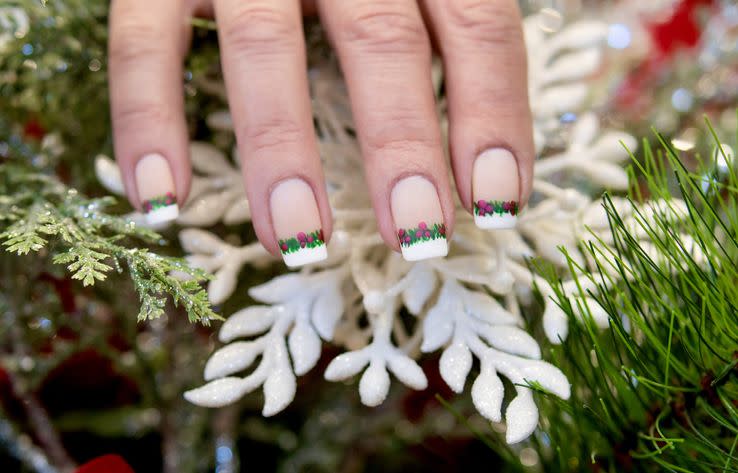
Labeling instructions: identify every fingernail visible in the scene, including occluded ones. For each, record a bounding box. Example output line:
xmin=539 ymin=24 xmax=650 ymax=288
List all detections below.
xmin=136 ymin=153 xmax=179 ymax=225
xmin=391 ymin=176 xmax=448 ymax=261
xmin=472 ymin=148 xmax=519 ymax=229
xmin=271 ymin=178 xmax=327 ymax=268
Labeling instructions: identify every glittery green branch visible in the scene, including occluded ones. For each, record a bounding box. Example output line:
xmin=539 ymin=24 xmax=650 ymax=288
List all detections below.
xmin=0 ymin=162 xmax=219 ymax=325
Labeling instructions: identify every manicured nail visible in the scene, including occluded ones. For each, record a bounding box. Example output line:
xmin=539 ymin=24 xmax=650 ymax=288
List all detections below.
xmin=472 ymin=148 xmax=519 ymax=229
xmin=136 ymin=153 xmax=179 ymax=225
xmin=391 ymin=176 xmax=448 ymax=261
xmin=271 ymin=178 xmax=327 ymax=268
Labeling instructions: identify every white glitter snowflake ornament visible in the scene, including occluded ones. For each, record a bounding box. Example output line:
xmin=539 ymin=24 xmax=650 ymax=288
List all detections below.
xmin=96 ymin=13 xmax=642 ymax=444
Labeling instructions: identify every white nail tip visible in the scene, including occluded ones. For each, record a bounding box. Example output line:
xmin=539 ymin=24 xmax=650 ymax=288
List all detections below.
xmin=400 ymin=238 xmax=448 ymax=262
xmin=474 ymin=213 xmax=518 ymax=230
xmin=282 ymin=245 xmax=328 ymax=268
xmin=145 ymin=204 xmax=179 ymax=225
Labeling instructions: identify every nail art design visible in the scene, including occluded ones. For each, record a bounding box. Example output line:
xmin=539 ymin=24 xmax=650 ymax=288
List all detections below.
xmin=396 ymin=221 xmax=448 ymax=261
xmin=143 ymin=192 xmax=177 ymax=213
xmin=472 ymin=149 xmax=520 ymax=230
xmin=279 ymin=229 xmax=325 ymax=254
xmin=391 ymin=176 xmax=448 ymax=262
xmin=136 ymin=153 xmax=179 ymax=225
xmin=278 ymin=229 xmax=327 ymax=267
xmin=141 ymin=192 xmax=179 ymax=224
xmin=270 ymin=179 xmax=328 ymax=268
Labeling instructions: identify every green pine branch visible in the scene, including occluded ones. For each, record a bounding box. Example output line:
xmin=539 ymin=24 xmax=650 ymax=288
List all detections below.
xmin=468 ymin=116 xmax=738 ymax=472
xmin=0 ymin=162 xmax=219 ymax=325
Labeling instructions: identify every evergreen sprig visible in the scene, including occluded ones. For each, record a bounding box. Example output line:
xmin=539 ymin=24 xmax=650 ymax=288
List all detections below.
xmin=0 ymin=162 xmax=219 ymax=325
xmin=506 ymin=119 xmax=738 ymax=472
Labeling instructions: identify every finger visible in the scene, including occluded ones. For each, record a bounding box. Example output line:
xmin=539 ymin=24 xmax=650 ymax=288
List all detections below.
xmin=109 ymin=0 xmax=191 ymax=224
xmin=213 ymin=0 xmax=331 ymax=267
xmin=318 ymin=0 xmax=454 ymax=261
xmin=421 ymin=0 xmax=533 ymax=229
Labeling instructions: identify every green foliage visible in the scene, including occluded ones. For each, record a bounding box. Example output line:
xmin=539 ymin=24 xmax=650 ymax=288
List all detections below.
xmin=492 ymin=120 xmax=738 ymax=472
xmin=0 ymin=162 xmax=219 ymax=324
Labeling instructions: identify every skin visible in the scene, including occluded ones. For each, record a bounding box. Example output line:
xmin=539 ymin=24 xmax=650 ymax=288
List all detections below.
xmin=108 ymin=0 xmax=534 ymax=256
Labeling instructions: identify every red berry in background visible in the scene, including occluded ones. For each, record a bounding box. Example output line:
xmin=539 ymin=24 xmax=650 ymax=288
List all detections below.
xmin=477 ymin=200 xmax=486 ymax=209
xmin=415 ymin=230 xmax=422 ymax=238
xmin=75 ymin=454 xmax=135 ymax=473
xmin=479 ymin=209 xmax=486 ymax=216
xmin=398 ymin=228 xmax=405 ymax=237
xmin=281 ymin=243 xmax=288 ymax=251
xmin=424 ymin=231 xmax=431 ymax=238
xmin=418 ymin=222 xmax=427 ymax=230
xmin=300 ymin=241 xmax=306 ymax=248
xmin=405 ymin=236 xmax=411 ymax=243
xmin=318 ymin=229 xmax=324 ymax=241
xmin=308 ymin=236 xmax=314 ymax=243
xmin=439 ymin=225 xmax=445 ymax=235
xmin=23 ymin=119 xmax=45 ymax=140
xmin=297 ymin=232 xmax=307 ymax=242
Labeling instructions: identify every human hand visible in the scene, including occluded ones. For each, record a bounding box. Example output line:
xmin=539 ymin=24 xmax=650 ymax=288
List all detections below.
xmin=108 ymin=0 xmax=533 ymax=267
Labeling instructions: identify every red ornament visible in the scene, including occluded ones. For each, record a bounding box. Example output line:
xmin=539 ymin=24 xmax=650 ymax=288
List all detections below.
xmin=75 ymin=454 xmax=135 ymax=473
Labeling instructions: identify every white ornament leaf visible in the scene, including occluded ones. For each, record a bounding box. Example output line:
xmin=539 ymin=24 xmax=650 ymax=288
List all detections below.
xmin=471 ymin=370 xmax=504 ymax=422
xmin=311 ymin=284 xmax=344 ymax=341
xmin=324 ymin=350 xmax=369 ymax=381
xmin=209 ymin=263 xmax=241 ymax=305
xmin=94 ymin=155 xmax=125 ymax=196
xmin=544 ymin=49 xmax=602 ymax=85
xmin=219 ymin=306 xmax=275 ymax=342
xmin=536 ymin=84 xmax=588 ymax=116
xmin=518 ymin=360 xmax=571 ymax=399
xmin=223 ymin=199 xmax=251 ymax=224
xmin=477 ymin=326 xmax=541 ymax=360
xmin=590 ymin=132 xmax=637 ymax=162
xmin=359 ymin=360 xmax=390 ymax=407
xmin=402 ymin=263 xmax=437 ymax=315
xmin=177 ymin=191 xmax=232 ymax=226
xmin=249 ymin=274 xmax=305 ymax=303
xmin=387 ymin=352 xmax=428 ymax=390
xmin=190 ymin=141 xmax=233 ymax=175
xmin=574 ymin=161 xmax=630 ymax=190
xmin=204 ymin=341 xmax=261 ymax=381
xmin=505 ymin=391 xmax=539 ymax=444
xmin=439 ymin=341 xmax=472 ymax=393
xmin=576 ymin=297 xmax=610 ymax=329
xmin=288 ymin=318 xmax=322 ymax=376
xmin=420 ymin=299 xmax=454 ymax=353
xmin=462 ymin=290 xmax=518 ymax=326
xmin=184 ymin=377 xmax=249 ymax=407
xmin=262 ymin=339 xmax=296 ymax=416
xmin=542 ymin=301 xmax=569 ymax=344
xmin=179 ymin=228 xmax=225 ymax=254
xmin=570 ymin=113 xmax=599 ymax=148
xmin=550 ymin=21 xmax=608 ymax=51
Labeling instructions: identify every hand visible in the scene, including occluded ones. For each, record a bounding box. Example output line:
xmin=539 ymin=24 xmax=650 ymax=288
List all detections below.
xmin=108 ymin=0 xmax=533 ymax=267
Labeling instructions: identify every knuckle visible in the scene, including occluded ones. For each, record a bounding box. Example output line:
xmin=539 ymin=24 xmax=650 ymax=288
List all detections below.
xmin=109 ymin=19 xmax=167 ymax=65
xmin=340 ymin=2 xmax=428 ymax=54
xmin=220 ymin=4 xmax=297 ymax=54
xmin=445 ymin=0 xmax=523 ymax=49
xmin=113 ymin=101 xmax=174 ymax=132
xmin=243 ymin=118 xmax=306 ymax=154
xmin=364 ymin=111 xmax=440 ymax=157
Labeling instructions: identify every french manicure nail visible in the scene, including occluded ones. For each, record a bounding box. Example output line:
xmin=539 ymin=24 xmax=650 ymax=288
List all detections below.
xmin=391 ymin=175 xmax=448 ymax=261
xmin=472 ymin=148 xmax=519 ymax=229
xmin=136 ymin=153 xmax=179 ymax=225
xmin=271 ymin=178 xmax=327 ymax=268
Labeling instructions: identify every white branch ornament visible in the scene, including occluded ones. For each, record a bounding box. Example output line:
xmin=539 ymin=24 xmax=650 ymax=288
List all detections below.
xmin=96 ymin=14 xmax=657 ymax=444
